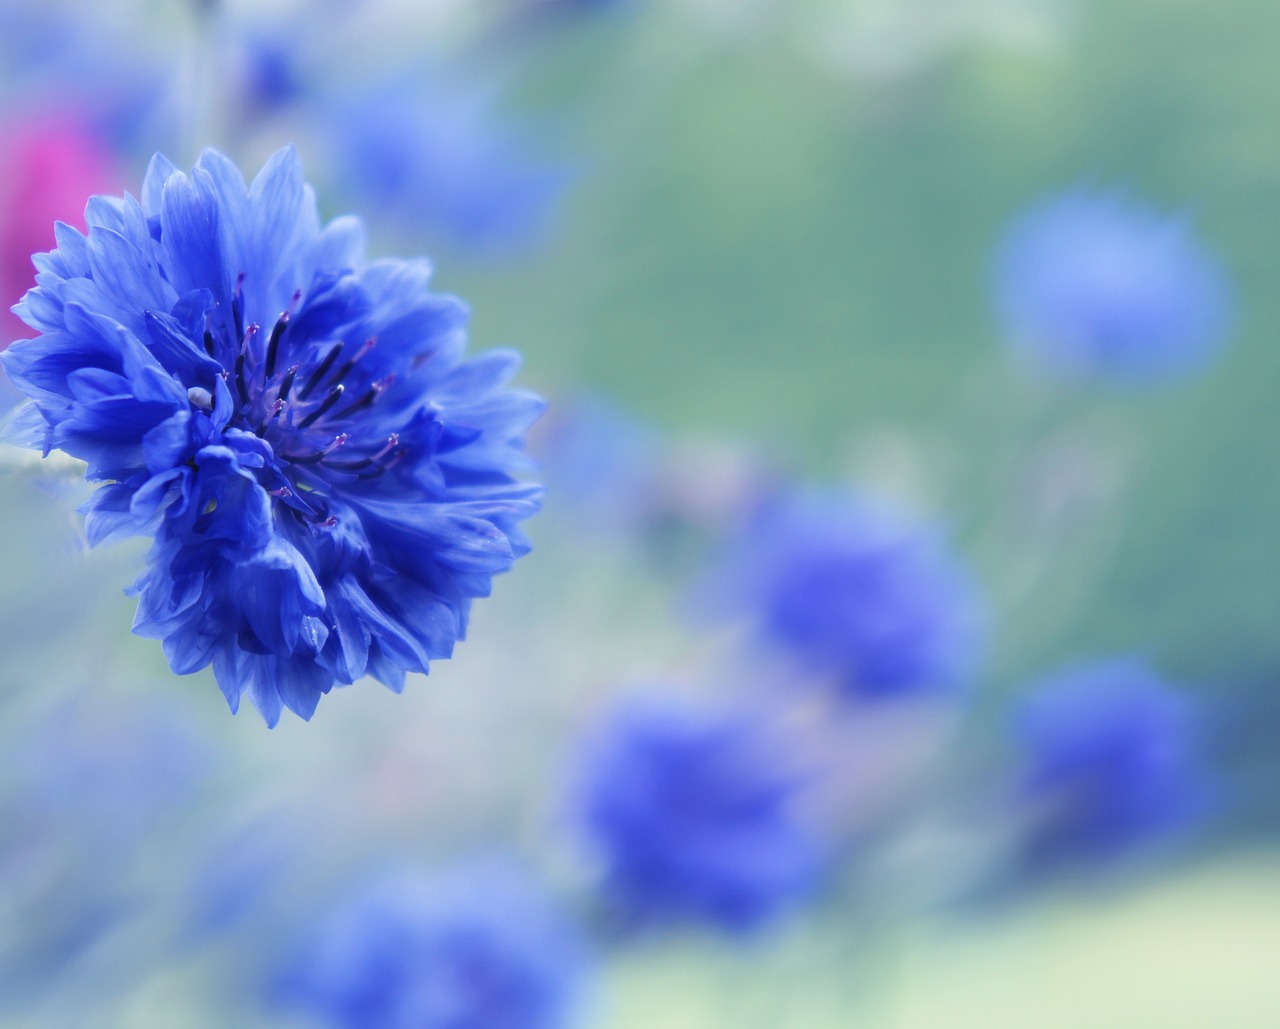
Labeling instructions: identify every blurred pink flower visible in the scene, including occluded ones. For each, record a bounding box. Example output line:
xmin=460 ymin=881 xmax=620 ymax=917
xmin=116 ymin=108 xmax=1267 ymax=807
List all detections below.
xmin=0 ymin=118 xmax=122 ymax=347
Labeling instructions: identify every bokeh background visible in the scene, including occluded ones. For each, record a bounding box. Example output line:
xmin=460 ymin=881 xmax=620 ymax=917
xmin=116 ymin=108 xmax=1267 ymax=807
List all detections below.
xmin=0 ymin=0 xmax=1277 ymax=1025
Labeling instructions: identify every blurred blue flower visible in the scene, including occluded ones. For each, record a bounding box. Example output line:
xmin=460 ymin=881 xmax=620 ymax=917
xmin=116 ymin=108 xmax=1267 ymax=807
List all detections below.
xmin=272 ymin=862 xmax=588 ymax=1029
xmin=705 ymin=491 xmax=984 ymax=701
xmin=574 ymin=695 xmax=820 ymax=934
xmin=2 ymin=146 xmax=543 ymax=725
xmin=239 ymin=38 xmax=304 ymax=114
xmin=992 ymin=188 xmax=1232 ymax=381
xmin=324 ymin=78 xmax=568 ymax=254
xmin=1012 ymin=658 xmax=1214 ymax=867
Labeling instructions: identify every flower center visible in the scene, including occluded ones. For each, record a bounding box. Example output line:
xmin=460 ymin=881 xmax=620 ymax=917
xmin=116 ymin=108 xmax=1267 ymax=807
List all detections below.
xmin=203 ymin=275 xmax=412 ymax=523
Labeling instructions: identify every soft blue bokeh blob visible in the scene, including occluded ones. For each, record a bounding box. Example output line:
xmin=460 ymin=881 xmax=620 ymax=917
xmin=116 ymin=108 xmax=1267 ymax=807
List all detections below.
xmin=992 ymin=188 xmax=1233 ymax=382
xmin=272 ymin=861 xmax=589 ymax=1029
xmin=1012 ymin=657 xmax=1215 ymax=868
xmin=573 ymin=694 xmax=821 ymax=935
xmin=704 ymin=491 xmax=985 ymax=701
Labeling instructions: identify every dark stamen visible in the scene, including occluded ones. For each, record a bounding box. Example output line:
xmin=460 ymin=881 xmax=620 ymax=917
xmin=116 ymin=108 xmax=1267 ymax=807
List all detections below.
xmin=232 ymin=272 xmax=246 ymax=342
xmin=358 ymin=447 xmax=408 ymax=479
xmin=277 ymin=363 xmax=300 ymax=400
xmin=335 ymin=388 xmax=376 ymax=418
xmin=255 ymin=398 xmax=286 ymax=435
xmin=325 ymin=434 xmax=397 ymax=474
xmin=297 ymin=384 xmax=345 ymax=429
xmin=323 ymin=457 xmax=374 ymax=472
xmin=265 ymin=312 xmax=289 ymax=378
xmin=298 ymin=343 xmax=342 ymax=400
xmin=234 ymin=351 xmax=248 ymax=405
xmin=232 ymin=324 xmax=259 ymax=407
xmin=327 ymin=337 xmax=376 ymax=389
xmin=334 ymin=374 xmax=396 ymax=419
xmin=284 ymin=432 xmax=345 ymax=465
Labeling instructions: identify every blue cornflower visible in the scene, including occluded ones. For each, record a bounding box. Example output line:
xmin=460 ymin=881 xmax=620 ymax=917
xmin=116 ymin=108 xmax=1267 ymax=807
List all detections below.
xmin=2 ymin=147 xmax=543 ymax=725
xmin=573 ymin=695 xmax=820 ymax=934
xmin=992 ymin=188 xmax=1232 ymax=381
xmin=1012 ymin=658 xmax=1214 ymax=868
xmin=324 ymin=79 xmax=567 ymax=254
xmin=272 ymin=863 xmax=589 ymax=1029
xmin=705 ymin=491 xmax=984 ymax=701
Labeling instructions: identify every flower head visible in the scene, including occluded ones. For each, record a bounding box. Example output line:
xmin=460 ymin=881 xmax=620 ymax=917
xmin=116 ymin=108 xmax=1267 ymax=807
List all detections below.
xmin=272 ymin=862 xmax=588 ymax=1029
xmin=1012 ymin=658 xmax=1214 ymax=868
xmin=992 ymin=188 xmax=1232 ymax=382
xmin=573 ymin=694 xmax=820 ymax=934
xmin=705 ymin=491 xmax=984 ymax=701
xmin=3 ymin=147 xmax=543 ymax=725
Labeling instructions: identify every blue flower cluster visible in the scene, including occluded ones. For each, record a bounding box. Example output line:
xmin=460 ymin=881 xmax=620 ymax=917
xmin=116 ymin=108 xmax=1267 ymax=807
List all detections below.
xmin=1012 ymin=658 xmax=1213 ymax=868
xmin=273 ymin=863 xmax=587 ymax=1029
xmin=709 ymin=492 xmax=984 ymax=701
xmin=3 ymin=147 xmax=543 ymax=725
xmin=992 ymin=188 xmax=1232 ymax=382
xmin=574 ymin=695 xmax=820 ymax=934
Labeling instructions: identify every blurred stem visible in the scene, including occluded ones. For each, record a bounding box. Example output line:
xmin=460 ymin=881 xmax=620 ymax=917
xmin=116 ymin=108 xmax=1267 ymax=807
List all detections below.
xmin=183 ymin=0 xmax=224 ymax=160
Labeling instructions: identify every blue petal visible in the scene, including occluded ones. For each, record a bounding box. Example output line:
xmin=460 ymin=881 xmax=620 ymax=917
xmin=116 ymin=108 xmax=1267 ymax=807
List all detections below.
xmin=80 ymin=484 xmax=142 ymax=546
xmin=143 ymin=310 xmax=222 ymax=383
xmin=160 ymin=168 xmax=225 ymax=299
xmin=435 ymin=348 xmax=522 ymax=401
xmin=239 ymin=542 xmax=327 ymax=656
xmin=141 ymin=152 xmax=180 ymax=217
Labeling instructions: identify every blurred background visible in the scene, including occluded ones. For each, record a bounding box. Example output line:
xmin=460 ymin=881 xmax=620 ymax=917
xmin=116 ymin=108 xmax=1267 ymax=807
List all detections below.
xmin=0 ymin=0 xmax=1277 ymax=1025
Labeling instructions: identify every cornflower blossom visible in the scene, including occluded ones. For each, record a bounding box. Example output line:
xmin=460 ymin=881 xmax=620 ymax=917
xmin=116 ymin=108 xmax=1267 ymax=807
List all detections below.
xmin=1012 ymin=658 xmax=1214 ymax=868
xmin=272 ymin=864 xmax=588 ymax=1029
xmin=705 ymin=492 xmax=984 ymax=701
xmin=2 ymin=147 xmax=543 ymax=725
xmin=992 ymin=188 xmax=1232 ymax=382
xmin=573 ymin=695 xmax=820 ymax=934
